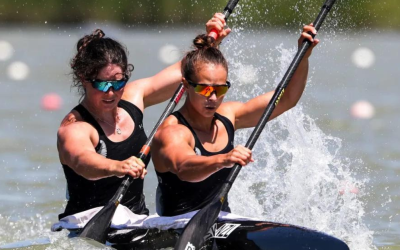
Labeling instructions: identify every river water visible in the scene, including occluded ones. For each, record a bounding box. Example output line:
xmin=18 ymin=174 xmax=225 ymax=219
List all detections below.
xmin=0 ymin=24 xmax=399 ymax=250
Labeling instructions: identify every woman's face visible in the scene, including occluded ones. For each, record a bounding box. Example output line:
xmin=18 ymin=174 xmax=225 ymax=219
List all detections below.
xmin=185 ymin=63 xmax=228 ymax=118
xmin=83 ymin=64 xmax=126 ymax=111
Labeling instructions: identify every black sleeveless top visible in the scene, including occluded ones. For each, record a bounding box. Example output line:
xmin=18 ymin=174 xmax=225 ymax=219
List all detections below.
xmin=59 ymin=100 xmax=150 ymax=219
xmin=156 ymin=111 xmax=235 ymax=216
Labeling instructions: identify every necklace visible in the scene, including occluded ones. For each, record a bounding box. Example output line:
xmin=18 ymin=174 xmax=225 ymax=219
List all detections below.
xmin=95 ymin=111 xmax=122 ymax=135
xmin=99 ymin=118 xmax=122 ymax=135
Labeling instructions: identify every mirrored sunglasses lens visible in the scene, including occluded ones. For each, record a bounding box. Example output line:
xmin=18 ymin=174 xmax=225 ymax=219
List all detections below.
xmin=92 ymin=81 xmax=126 ymax=92
xmin=193 ymin=85 xmax=229 ymax=97
xmin=195 ymin=85 xmax=214 ymax=97
xmin=92 ymin=81 xmax=109 ymax=92
xmin=216 ymin=86 xmax=229 ymax=96
xmin=112 ymin=80 xmax=127 ymax=90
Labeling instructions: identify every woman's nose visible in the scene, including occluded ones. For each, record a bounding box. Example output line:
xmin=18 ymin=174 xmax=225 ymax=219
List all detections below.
xmin=208 ymin=91 xmax=218 ymax=100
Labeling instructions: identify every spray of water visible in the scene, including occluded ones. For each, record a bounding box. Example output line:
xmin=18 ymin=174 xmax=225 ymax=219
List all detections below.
xmin=0 ymin=214 xmax=114 ymax=250
xmin=220 ymin=19 xmax=376 ymax=249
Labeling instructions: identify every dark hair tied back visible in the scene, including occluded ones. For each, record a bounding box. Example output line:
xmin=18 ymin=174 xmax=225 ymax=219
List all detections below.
xmin=76 ymin=29 xmax=105 ymax=53
xmin=181 ymin=34 xmax=228 ymax=82
xmin=193 ymin=34 xmax=219 ymax=50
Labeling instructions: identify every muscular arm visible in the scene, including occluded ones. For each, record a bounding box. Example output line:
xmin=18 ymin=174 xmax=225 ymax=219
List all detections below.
xmin=152 ymin=125 xmax=224 ymax=182
xmin=57 ymin=115 xmax=143 ymax=180
xmin=152 ymin=120 xmax=252 ymax=182
xmin=123 ymin=62 xmax=182 ymax=110
xmin=234 ymin=24 xmax=319 ymax=129
xmin=233 ymin=58 xmax=308 ymax=129
xmin=58 ymin=122 xmax=117 ymax=180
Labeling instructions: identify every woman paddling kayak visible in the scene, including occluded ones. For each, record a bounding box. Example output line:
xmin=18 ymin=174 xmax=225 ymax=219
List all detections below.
xmin=152 ymin=25 xmax=318 ymax=216
xmin=149 ymin=26 xmax=349 ymax=249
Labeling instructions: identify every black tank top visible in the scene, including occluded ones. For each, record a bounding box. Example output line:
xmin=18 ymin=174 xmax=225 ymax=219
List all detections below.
xmin=59 ymin=100 xmax=149 ymax=219
xmin=156 ymin=111 xmax=235 ymax=216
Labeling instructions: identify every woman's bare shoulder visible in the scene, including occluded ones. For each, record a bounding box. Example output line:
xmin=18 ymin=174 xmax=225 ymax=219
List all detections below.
xmin=60 ymin=110 xmax=83 ymax=127
xmin=58 ymin=110 xmax=93 ymax=135
xmin=57 ymin=109 xmax=98 ymax=147
xmin=155 ymin=116 xmax=192 ymax=144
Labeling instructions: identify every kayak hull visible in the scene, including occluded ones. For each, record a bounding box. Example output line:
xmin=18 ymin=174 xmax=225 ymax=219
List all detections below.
xmin=108 ymin=220 xmax=349 ymax=250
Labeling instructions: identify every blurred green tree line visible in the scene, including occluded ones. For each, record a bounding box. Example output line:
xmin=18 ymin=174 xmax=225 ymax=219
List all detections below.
xmin=0 ymin=0 xmax=398 ymax=30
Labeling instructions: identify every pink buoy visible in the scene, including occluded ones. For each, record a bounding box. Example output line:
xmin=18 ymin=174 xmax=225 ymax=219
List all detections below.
xmin=41 ymin=93 xmax=62 ymax=111
xmin=350 ymin=100 xmax=375 ymax=119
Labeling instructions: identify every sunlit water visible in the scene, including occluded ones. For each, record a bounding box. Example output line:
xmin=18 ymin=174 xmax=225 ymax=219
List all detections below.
xmin=0 ymin=24 xmax=399 ymax=250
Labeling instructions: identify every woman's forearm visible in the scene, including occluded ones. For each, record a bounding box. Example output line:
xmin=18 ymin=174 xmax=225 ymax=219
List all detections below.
xmin=176 ymin=154 xmax=226 ymax=182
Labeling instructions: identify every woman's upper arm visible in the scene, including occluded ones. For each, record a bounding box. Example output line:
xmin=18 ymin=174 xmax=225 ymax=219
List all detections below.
xmin=152 ymin=124 xmax=195 ymax=174
xmin=57 ymin=122 xmax=96 ymax=169
xmin=143 ymin=62 xmax=182 ymax=107
xmin=124 ymin=62 xmax=182 ymax=109
xmin=233 ymin=90 xmax=291 ymax=129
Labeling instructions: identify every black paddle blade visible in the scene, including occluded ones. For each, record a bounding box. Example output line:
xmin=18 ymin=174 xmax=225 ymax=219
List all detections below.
xmin=175 ymin=198 xmax=223 ymax=250
xmin=79 ymin=201 xmax=117 ymax=243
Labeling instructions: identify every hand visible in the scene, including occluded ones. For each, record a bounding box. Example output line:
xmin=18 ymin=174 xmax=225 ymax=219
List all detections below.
xmin=222 ymin=145 xmax=254 ymax=168
xmin=115 ymin=156 xmax=147 ymax=179
xmin=298 ymin=23 xmax=319 ymax=58
xmin=206 ymin=13 xmax=231 ymax=44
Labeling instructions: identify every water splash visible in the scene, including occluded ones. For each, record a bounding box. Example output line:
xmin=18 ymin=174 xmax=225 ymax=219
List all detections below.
xmin=224 ymin=30 xmax=376 ymax=250
xmin=0 ymin=214 xmax=50 ymax=246
xmin=0 ymin=215 xmax=111 ymax=250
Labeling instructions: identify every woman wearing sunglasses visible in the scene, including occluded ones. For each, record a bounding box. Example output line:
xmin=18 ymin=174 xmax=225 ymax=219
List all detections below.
xmin=152 ymin=25 xmax=319 ymax=216
xmin=56 ymin=14 xmax=230 ymax=221
xmin=150 ymin=28 xmax=349 ymax=249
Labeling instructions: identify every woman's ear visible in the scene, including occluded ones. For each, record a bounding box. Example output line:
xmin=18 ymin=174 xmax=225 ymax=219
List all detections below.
xmin=182 ymin=77 xmax=189 ymax=89
xmin=80 ymin=76 xmax=89 ymax=90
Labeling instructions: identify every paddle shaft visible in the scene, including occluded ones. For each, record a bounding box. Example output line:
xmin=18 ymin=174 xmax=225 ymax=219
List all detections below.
xmin=79 ymin=84 xmax=185 ymax=242
xmin=112 ymin=84 xmax=185 ymax=205
xmin=221 ymin=0 xmax=337 ymax=193
xmin=208 ymin=0 xmax=239 ymax=39
xmin=175 ymin=0 xmax=337 ymax=249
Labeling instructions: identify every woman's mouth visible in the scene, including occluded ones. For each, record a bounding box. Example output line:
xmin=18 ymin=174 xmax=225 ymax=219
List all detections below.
xmin=205 ymin=106 xmax=216 ymax=110
xmin=102 ymin=99 xmax=115 ymax=104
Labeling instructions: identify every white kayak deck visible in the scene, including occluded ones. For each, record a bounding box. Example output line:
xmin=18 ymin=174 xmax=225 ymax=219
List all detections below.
xmin=51 ymin=205 xmax=260 ymax=231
